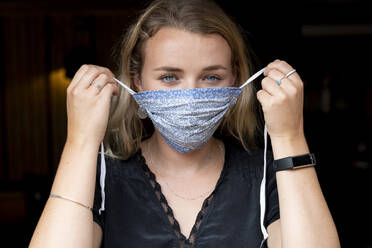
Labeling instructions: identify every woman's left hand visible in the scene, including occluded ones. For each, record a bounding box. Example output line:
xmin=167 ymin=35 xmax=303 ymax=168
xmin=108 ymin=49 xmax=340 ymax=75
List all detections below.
xmin=257 ymin=59 xmax=305 ymax=140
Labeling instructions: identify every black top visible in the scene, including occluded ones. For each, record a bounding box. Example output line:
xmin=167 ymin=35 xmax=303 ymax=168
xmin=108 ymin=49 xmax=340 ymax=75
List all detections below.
xmin=93 ymin=140 xmax=280 ymax=248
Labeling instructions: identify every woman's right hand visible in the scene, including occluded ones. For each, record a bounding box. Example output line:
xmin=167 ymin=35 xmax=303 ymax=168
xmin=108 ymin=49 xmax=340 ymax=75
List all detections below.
xmin=66 ymin=64 xmax=119 ymax=147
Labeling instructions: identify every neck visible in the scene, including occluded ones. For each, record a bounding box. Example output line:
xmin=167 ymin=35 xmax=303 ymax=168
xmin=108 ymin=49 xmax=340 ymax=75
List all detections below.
xmin=143 ymin=130 xmax=223 ymax=178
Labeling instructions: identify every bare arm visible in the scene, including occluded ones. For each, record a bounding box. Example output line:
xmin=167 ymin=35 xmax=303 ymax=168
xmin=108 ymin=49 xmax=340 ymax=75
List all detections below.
xmin=258 ymin=60 xmax=340 ymax=247
xmin=267 ymin=219 xmax=281 ymax=247
xmin=93 ymin=223 xmax=103 ymax=248
xmin=29 ymin=64 xmax=118 ymax=247
xmin=268 ymin=136 xmax=340 ymax=248
xmin=29 ymin=141 xmax=100 ymax=247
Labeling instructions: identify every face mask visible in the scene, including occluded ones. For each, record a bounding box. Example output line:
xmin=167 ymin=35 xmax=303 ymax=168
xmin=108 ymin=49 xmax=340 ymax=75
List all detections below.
xmin=114 ymin=68 xmax=264 ymax=153
xmin=135 ymin=87 xmax=242 ymax=152
xmin=98 ymin=68 xmax=269 ymax=247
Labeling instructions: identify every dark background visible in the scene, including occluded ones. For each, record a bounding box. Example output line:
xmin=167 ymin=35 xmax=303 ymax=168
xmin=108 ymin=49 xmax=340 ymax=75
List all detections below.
xmin=0 ymin=0 xmax=371 ymax=247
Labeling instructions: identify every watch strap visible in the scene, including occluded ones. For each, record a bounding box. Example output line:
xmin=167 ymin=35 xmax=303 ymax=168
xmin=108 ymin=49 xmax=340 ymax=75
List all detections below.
xmin=273 ymin=153 xmax=316 ymax=172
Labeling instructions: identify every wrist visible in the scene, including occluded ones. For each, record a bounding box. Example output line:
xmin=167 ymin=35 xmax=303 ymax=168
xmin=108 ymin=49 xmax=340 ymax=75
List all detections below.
xmin=270 ymin=133 xmax=310 ymax=160
xmin=65 ymin=137 xmax=101 ymax=154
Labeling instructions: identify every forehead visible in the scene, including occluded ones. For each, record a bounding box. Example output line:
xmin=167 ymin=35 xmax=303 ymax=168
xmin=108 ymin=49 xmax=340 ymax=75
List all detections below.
xmin=143 ymin=27 xmax=232 ymax=69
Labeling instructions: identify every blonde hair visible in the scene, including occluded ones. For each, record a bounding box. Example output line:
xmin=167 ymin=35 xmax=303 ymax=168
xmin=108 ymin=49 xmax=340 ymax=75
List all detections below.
xmin=105 ymin=0 xmax=260 ymax=159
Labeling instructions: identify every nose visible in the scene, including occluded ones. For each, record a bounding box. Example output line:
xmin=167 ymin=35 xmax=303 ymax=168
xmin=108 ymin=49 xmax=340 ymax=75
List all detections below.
xmin=179 ymin=77 xmax=201 ymax=89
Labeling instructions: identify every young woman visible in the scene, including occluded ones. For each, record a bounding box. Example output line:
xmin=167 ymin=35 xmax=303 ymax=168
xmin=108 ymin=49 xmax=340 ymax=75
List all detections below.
xmin=30 ymin=0 xmax=340 ymax=247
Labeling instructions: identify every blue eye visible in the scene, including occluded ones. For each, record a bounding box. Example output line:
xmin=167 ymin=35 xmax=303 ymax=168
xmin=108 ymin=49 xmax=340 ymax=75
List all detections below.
xmin=204 ymin=75 xmax=221 ymax=82
xmin=160 ymin=74 xmax=177 ymax=83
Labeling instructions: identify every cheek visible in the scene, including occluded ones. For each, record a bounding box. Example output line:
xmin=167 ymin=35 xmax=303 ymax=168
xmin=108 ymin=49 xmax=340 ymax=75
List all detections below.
xmin=222 ymin=74 xmax=236 ymax=87
xmin=219 ymin=81 xmax=233 ymax=87
xmin=139 ymin=83 xmax=153 ymax=92
xmin=137 ymin=71 xmax=157 ymax=92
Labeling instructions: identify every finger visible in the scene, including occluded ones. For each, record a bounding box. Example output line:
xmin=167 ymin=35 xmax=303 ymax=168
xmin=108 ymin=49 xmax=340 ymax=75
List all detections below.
xmin=266 ymin=68 xmax=296 ymax=86
xmin=267 ymin=68 xmax=285 ymax=82
xmin=76 ymin=66 xmax=114 ymax=91
xmin=96 ymin=81 xmax=120 ymax=97
xmin=266 ymin=59 xmax=301 ymax=82
xmin=86 ymin=73 xmax=113 ymax=96
xmin=98 ymin=82 xmax=116 ymax=100
xmin=266 ymin=68 xmax=302 ymax=98
xmin=261 ymin=76 xmax=286 ymax=97
xmin=67 ymin=64 xmax=90 ymax=90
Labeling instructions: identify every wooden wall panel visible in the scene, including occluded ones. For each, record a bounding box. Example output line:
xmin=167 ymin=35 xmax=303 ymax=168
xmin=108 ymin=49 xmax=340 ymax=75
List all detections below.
xmin=48 ymin=13 xmax=136 ymax=173
xmin=0 ymin=6 xmax=142 ymax=240
xmin=3 ymin=16 xmax=49 ymax=180
xmin=1 ymin=10 xmax=140 ymax=181
xmin=48 ymin=16 xmax=91 ymax=173
xmin=0 ymin=18 xmax=5 ymax=182
xmin=95 ymin=13 xmax=134 ymax=71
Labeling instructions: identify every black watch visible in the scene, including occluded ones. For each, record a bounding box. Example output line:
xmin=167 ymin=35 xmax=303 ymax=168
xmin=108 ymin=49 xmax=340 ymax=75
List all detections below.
xmin=273 ymin=153 xmax=316 ymax=172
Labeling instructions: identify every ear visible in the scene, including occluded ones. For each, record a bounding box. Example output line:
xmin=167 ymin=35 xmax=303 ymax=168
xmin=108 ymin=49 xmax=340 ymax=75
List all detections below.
xmin=133 ymin=73 xmax=143 ymax=92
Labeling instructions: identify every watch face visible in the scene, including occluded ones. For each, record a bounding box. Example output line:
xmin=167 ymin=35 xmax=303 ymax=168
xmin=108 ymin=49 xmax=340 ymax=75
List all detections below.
xmin=293 ymin=154 xmax=316 ymax=167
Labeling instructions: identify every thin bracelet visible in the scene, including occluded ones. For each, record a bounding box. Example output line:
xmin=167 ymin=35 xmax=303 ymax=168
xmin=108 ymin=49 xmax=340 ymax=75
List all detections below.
xmin=49 ymin=193 xmax=93 ymax=212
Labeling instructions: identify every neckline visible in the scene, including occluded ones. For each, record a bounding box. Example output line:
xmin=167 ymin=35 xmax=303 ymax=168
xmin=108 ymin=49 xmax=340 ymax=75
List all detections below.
xmin=137 ymin=141 xmax=229 ymax=245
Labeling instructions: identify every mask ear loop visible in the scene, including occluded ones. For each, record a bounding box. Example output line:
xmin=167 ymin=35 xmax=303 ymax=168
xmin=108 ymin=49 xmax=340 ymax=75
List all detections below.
xmin=113 ymin=78 xmax=136 ymax=95
xmin=98 ymin=142 xmax=106 ymax=215
xmin=239 ymin=68 xmax=268 ymax=246
xmin=98 ymin=78 xmax=135 ymax=215
xmin=260 ymin=125 xmax=268 ymax=247
xmin=239 ymin=68 xmax=266 ymax=89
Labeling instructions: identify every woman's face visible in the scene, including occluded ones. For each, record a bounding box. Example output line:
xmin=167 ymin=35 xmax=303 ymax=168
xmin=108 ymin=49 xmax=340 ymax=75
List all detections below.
xmin=135 ymin=27 xmax=236 ymax=91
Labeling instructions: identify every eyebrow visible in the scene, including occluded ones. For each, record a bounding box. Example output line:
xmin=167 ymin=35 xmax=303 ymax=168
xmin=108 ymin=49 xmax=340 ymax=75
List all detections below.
xmin=154 ymin=65 xmax=228 ymax=72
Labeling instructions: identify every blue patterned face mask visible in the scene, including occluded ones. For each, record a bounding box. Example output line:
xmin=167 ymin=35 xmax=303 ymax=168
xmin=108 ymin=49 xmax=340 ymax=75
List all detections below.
xmin=134 ymin=87 xmax=241 ymax=153
xmin=114 ymin=68 xmax=265 ymax=154
xmin=98 ymin=67 xmax=270 ymax=247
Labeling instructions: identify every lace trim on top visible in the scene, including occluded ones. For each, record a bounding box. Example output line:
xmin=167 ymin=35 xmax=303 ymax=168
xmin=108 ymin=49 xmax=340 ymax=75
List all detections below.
xmin=138 ymin=150 xmax=228 ymax=248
